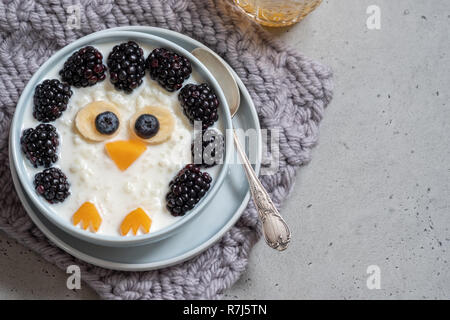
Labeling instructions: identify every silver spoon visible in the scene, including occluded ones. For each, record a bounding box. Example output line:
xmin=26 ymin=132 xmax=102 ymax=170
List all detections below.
xmin=192 ymin=48 xmax=291 ymax=251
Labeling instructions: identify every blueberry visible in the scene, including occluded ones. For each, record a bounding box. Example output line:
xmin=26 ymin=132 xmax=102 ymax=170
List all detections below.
xmin=95 ymin=111 xmax=120 ymax=135
xmin=134 ymin=114 xmax=159 ymax=139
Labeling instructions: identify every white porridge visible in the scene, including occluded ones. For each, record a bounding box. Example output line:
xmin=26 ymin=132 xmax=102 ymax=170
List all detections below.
xmin=21 ymin=42 xmax=221 ymax=236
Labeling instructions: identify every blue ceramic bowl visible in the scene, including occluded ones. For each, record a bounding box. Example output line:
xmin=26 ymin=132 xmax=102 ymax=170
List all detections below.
xmin=10 ymin=31 xmax=233 ymax=247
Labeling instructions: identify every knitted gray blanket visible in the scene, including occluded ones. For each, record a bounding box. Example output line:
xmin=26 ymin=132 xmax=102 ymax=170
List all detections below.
xmin=0 ymin=0 xmax=333 ymax=299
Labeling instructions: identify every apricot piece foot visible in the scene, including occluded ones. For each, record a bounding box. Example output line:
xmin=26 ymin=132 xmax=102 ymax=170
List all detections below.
xmin=120 ymin=208 xmax=152 ymax=236
xmin=72 ymin=202 xmax=102 ymax=232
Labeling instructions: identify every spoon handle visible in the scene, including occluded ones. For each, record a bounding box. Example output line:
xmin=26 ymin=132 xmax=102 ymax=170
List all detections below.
xmin=233 ymin=131 xmax=291 ymax=251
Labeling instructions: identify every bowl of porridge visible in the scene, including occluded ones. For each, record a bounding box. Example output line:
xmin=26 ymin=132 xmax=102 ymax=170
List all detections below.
xmin=10 ymin=31 xmax=233 ymax=247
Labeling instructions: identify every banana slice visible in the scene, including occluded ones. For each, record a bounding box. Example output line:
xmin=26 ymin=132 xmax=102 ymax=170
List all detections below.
xmin=129 ymin=106 xmax=174 ymax=145
xmin=76 ymin=101 xmax=122 ymax=141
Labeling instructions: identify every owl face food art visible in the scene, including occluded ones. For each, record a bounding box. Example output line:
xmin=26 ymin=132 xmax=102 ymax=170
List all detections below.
xmin=20 ymin=41 xmax=224 ymax=236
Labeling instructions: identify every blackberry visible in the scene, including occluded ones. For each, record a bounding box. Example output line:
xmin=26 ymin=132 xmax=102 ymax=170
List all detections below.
xmin=33 ymin=79 xmax=73 ymax=122
xmin=34 ymin=167 xmax=70 ymax=204
xmin=59 ymin=46 xmax=107 ymax=87
xmin=107 ymin=41 xmax=146 ymax=93
xmin=191 ymin=129 xmax=224 ymax=168
xmin=178 ymin=83 xmax=219 ymax=130
xmin=21 ymin=124 xmax=59 ymax=168
xmin=146 ymin=48 xmax=192 ymax=92
xmin=166 ymin=164 xmax=212 ymax=216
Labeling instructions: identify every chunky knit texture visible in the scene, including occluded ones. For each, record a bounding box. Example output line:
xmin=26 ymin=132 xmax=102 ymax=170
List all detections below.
xmin=0 ymin=0 xmax=333 ymax=299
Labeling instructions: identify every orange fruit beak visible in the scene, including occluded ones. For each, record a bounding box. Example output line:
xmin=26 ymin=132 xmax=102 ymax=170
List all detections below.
xmin=105 ymin=139 xmax=147 ymax=171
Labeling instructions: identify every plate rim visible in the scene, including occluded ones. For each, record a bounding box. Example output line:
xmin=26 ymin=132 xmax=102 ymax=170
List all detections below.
xmin=8 ymin=27 xmax=262 ymax=271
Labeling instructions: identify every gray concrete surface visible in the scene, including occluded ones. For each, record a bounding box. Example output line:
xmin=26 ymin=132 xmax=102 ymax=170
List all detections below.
xmin=1 ymin=0 xmax=449 ymax=299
